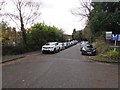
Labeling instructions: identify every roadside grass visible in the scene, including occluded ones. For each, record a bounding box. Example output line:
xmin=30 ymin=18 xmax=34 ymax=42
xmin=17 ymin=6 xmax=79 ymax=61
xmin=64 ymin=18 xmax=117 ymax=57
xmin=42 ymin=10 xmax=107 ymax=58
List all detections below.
xmin=90 ymin=54 xmax=120 ymax=63
xmin=90 ymin=39 xmax=120 ymax=63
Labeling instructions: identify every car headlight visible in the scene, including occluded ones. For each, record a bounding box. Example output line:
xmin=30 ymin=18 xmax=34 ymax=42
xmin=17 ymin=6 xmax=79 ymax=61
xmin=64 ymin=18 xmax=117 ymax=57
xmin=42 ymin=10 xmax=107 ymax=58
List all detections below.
xmin=82 ymin=47 xmax=86 ymax=51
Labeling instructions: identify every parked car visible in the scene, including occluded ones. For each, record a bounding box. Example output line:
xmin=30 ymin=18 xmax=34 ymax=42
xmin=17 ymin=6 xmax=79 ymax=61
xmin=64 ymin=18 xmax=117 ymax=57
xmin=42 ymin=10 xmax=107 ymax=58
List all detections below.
xmin=80 ymin=44 xmax=96 ymax=55
xmin=58 ymin=43 xmax=65 ymax=50
xmin=63 ymin=42 xmax=68 ymax=48
xmin=73 ymin=40 xmax=78 ymax=45
xmin=80 ymin=41 xmax=89 ymax=49
xmin=42 ymin=42 xmax=60 ymax=53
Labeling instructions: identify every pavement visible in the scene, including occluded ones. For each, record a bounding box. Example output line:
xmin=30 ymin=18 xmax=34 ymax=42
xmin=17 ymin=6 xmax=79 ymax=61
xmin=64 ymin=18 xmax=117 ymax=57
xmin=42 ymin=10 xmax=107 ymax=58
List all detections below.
xmin=2 ymin=50 xmax=41 ymax=63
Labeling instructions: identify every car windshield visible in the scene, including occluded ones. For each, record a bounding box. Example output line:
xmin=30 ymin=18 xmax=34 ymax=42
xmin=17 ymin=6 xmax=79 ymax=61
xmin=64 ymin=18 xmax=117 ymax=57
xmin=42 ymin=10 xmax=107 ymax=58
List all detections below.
xmin=86 ymin=45 xmax=93 ymax=48
xmin=59 ymin=43 xmax=62 ymax=45
xmin=46 ymin=43 xmax=55 ymax=45
xmin=45 ymin=43 xmax=50 ymax=45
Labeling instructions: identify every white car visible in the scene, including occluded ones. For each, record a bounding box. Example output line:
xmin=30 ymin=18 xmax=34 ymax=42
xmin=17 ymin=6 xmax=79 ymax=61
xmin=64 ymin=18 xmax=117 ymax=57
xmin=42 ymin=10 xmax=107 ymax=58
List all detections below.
xmin=42 ymin=42 xmax=60 ymax=53
xmin=58 ymin=43 xmax=65 ymax=50
xmin=63 ymin=42 xmax=68 ymax=48
xmin=80 ymin=41 xmax=89 ymax=48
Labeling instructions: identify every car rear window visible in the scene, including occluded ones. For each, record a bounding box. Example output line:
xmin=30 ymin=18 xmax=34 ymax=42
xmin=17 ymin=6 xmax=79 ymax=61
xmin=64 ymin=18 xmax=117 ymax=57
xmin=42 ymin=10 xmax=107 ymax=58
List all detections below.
xmin=87 ymin=45 xmax=93 ymax=48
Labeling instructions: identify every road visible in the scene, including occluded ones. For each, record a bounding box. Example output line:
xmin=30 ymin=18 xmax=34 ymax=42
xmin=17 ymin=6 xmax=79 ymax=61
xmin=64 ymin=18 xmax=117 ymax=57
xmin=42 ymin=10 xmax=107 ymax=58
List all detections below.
xmin=2 ymin=43 xmax=118 ymax=88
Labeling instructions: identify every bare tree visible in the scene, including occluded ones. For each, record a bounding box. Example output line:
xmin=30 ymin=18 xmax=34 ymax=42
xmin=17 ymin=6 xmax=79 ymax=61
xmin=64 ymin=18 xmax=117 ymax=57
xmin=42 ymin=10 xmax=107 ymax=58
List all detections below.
xmin=71 ymin=0 xmax=93 ymax=20
xmin=0 ymin=0 xmax=42 ymax=47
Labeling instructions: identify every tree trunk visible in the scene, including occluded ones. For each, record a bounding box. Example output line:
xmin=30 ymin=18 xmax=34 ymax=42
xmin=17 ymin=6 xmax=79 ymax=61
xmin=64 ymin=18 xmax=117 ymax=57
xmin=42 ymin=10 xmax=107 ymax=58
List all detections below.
xmin=19 ymin=9 xmax=27 ymax=49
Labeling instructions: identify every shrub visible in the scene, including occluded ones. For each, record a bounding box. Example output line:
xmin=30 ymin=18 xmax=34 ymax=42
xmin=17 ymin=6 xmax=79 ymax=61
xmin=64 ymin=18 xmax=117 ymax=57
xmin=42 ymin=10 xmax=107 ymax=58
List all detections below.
xmin=107 ymin=50 xmax=120 ymax=57
xmin=12 ymin=45 xmax=26 ymax=54
xmin=2 ymin=45 xmax=14 ymax=55
xmin=93 ymin=39 xmax=109 ymax=54
xmin=2 ymin=44 xmax=26 ymax=55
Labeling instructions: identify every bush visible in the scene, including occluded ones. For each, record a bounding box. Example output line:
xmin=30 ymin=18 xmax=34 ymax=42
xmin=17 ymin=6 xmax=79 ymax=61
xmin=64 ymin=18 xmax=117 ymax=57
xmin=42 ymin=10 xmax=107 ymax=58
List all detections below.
xmin=93 ymin=39 xmax=109 ymax=54
xmin=2 ymin=45 xmax=14 ymax=55
xmin=107 ymin=50 xmax=120 ymax=57
xmin=12 ymin=45 xmax=26 ymax=54
xmin=2 ymin=44 xmax=26 ymax=55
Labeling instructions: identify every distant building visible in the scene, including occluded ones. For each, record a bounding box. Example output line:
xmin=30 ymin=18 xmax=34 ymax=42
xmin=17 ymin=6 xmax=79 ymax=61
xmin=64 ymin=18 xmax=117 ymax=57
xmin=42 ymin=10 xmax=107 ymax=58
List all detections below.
xmin=63 ymin=34 xmax=72 ymax=41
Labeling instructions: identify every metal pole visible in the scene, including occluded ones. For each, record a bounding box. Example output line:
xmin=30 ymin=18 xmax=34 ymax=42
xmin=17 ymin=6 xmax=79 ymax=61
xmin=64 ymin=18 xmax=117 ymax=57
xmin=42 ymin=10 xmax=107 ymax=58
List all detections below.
xmin=114 ymin=40 xmax=117 ymax=51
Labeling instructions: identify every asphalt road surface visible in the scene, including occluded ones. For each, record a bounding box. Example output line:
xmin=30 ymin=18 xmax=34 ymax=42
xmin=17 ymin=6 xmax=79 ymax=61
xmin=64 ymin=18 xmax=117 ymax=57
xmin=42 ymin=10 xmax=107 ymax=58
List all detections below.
xmin=2 ymin=43 xmax=118 ymax=88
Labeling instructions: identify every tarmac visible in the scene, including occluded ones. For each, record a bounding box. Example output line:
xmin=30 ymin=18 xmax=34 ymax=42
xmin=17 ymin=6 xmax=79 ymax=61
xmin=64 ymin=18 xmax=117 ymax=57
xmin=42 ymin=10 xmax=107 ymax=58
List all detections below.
xmin=2 ymin=51 xmax=41 ymax=63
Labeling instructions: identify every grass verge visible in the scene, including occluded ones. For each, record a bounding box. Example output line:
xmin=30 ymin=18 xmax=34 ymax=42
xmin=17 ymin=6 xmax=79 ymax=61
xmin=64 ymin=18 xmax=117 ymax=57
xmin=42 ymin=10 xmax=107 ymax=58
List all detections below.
xmin=89 ymin=54 xmax=120 ymax=63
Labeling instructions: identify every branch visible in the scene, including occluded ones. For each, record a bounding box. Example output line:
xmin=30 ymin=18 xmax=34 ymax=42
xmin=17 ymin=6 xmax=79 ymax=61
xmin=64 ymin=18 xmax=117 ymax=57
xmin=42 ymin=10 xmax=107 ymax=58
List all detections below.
xmin=72 ymin=0 xmax=92 ymax=18
xmin=81 ymin=0 xmax=91 ymax=13
xmin=1 ymin=0 xmax=42 ymax=30
xmin=25 ymin=12 xmax=41 ymax=27
xmin=4 ymin=13 xmax=20 ymax=29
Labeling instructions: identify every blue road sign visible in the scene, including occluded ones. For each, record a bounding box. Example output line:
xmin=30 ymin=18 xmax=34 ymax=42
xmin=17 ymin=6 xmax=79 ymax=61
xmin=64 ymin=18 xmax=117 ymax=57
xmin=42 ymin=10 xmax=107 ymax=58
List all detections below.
xmin=112 ymin=34 xmax=118 ymax=40
xmin=111 ymin=34 xmax=120 ymax=41
xmin=118 ymin=34 xmax=120 ymax=41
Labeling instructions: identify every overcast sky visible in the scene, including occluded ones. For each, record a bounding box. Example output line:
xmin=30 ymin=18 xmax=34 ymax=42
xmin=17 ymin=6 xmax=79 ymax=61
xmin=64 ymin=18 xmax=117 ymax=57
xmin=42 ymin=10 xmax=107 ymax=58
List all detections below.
xmin=40 ymin=0 xmax=87 ymax=35
xmin=2 ymin=0 xmax=119 ymax=35
xmin=1 ymin=0 xmax=88 ymax=35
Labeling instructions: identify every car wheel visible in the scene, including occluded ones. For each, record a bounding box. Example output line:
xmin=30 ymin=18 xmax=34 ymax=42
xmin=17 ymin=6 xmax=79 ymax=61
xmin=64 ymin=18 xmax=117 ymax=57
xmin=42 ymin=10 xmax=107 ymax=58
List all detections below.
xmin=42 ymin=51 xmax=45 ymax=54
xmin=53 ymin=48 xmax=56 ymax=53
xmin=81 ymin=52 xmax=84 ymax=55
xmin=58 ymin=48 xmax=60 ymax=52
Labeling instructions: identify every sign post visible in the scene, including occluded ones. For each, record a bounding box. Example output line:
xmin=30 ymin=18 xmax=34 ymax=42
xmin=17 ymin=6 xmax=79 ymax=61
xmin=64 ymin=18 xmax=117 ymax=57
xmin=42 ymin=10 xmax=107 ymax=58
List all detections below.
xmin=114 ymin=40 xmax=117 ymax=51
xmin=106 ymin=32 xmax=120 ymax=51
xmin=111 ymin=34 xmax=120 ymax=51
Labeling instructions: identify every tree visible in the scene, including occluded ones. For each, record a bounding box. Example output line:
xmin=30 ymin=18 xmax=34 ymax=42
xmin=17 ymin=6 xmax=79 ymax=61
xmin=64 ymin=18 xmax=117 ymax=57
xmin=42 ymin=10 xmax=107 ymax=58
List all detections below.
xmin=0 ymin=21 xmax=21 ymax=45
xmin=0 ymin=0 xmax=41 ymax=48
xmin=27 ymin=23 xmax=65 ymax=50
xmin=0 ymin=21 xmax=10 ymax=45
xmin=72 ymin=1 xmax=120 ymax=42
xmin=71 ymin=0 xmax=94 ymax=41
xmin=71 ymin=0 xmax=93 ymax=20
xmin=72 ymin=28 xmax=76 ymax=39
xmin=89 ymin=2 xmax=120 ymax=35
